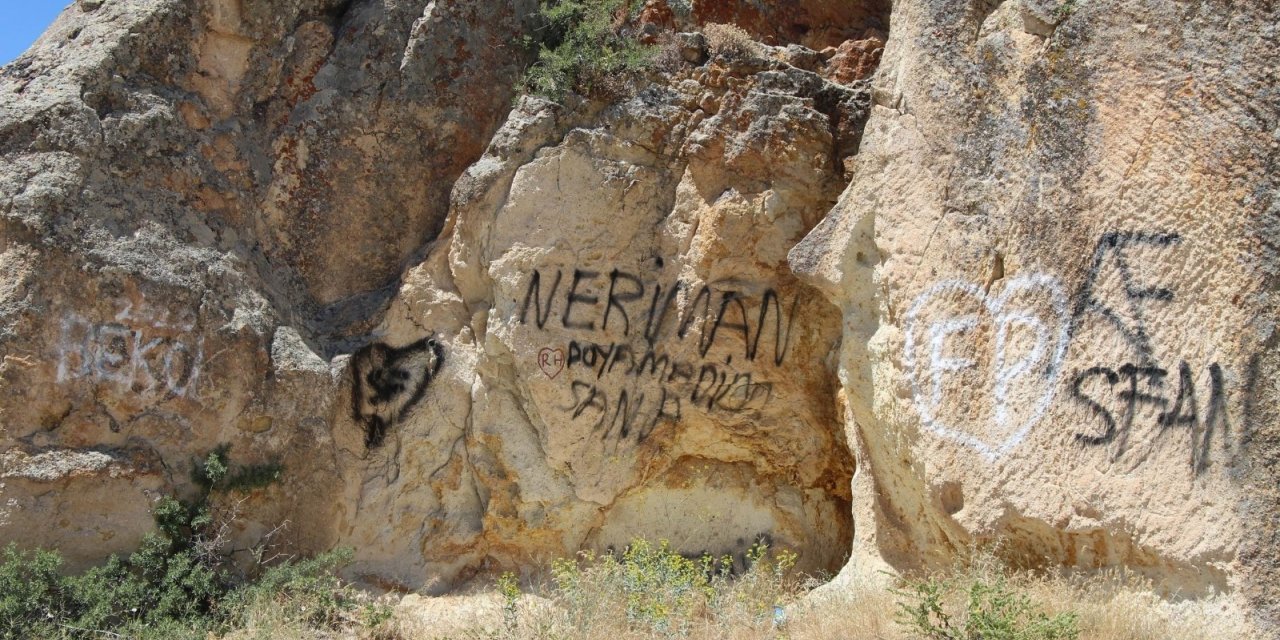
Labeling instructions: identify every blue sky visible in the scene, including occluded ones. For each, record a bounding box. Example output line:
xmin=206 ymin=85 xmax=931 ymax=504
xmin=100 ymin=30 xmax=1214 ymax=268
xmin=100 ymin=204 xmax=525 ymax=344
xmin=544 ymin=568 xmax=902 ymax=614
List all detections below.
xmin=1 ymin=2 xmax=71 ymax=66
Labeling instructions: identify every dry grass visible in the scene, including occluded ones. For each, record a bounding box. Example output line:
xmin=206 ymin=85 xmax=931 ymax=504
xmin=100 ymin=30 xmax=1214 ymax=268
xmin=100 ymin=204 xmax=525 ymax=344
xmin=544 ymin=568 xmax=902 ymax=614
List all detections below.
xmin=355 ymin=542 xmax=1239 ymax=640
xmin=1022 ymin=575 xmax=1230 ymax=640
xmin=703 ymin=23 xmax=760 ymax=59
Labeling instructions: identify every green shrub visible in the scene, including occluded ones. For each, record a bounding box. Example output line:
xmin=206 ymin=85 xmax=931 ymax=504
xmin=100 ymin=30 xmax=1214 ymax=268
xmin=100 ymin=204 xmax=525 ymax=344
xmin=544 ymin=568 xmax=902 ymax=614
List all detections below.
xmin=615 ymin=539 xmax=710 ymax=634
xmin=520 ymin=0 xmax=656 ymax=99
xmin=542 ymin=538 xmax=798 ymax=638
xmin=0 ymin=545 xmax=70 ymax=639
xmin=221 ymin=547 xmax=365 ymax=631
xmin=706 ymin=541 xmax=797 ymax=628
xmin=497 ymin=571 xmax=521 ymax=632
xmin=0 ymin=446 xmax=379 ymax=640
xmin=894 ymin=567 xmax=1080 ymax=640
xmin=192 ymin=444 xmax=283 ymax=495
xmin=0 ymin=540 xmax=222 ymax=640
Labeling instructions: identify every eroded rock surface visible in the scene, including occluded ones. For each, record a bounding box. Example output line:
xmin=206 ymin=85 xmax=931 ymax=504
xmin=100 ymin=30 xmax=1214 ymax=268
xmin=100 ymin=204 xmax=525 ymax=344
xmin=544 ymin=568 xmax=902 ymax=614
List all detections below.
xmin=790 ymin=0 xmax=1280 ymax=630
xmin=334 ymin=49 xmax=869 ymax=587
xmin=2 ymin=0 xmax=1278 ymax=634
xmin=0 ymin=0 xmax=866 ymax=589
xmin=0 ymin=0 xmax=534 ymax=570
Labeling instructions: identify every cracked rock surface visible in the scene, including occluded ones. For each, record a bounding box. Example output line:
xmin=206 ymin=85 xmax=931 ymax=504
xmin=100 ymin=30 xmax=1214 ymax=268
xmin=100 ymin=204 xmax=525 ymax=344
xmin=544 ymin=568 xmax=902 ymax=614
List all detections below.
xmin=1 ymin=0 xmax=1278 ymax=634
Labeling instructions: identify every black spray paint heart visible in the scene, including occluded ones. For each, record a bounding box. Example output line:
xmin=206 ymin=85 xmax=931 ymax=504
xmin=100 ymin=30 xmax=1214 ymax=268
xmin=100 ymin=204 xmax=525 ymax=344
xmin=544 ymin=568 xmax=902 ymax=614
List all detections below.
xmin=351 ymin=337 xmax=445 ymax=449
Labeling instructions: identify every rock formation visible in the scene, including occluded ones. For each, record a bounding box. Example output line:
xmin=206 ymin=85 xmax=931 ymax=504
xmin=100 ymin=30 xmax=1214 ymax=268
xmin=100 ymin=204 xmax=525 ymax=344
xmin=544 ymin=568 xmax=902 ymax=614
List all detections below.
xmin=789 ymin=1 xmax=1280 ymax=628
xmin=0 ymin=0 xmax=537 ymax=577
xmin=1 ymin=0 xmax=1276 ymax=634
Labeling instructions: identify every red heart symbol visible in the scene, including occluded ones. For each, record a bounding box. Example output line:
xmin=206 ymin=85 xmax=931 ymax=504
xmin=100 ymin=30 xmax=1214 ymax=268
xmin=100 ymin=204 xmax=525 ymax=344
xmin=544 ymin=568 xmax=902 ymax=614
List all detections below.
xmin=538 ymin=347 xmax=565 ymax=379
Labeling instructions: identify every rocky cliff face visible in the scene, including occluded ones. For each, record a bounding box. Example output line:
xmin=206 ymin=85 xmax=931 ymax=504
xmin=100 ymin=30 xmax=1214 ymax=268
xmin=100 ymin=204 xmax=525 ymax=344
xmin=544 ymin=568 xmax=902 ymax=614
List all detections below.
xmin=2 ymin=0 xmax=1277 ymax=633
xmin=0 ymin=0 xmax=536 ymax=577
xmin=789 ymin=0 xmax=1280 ymax=625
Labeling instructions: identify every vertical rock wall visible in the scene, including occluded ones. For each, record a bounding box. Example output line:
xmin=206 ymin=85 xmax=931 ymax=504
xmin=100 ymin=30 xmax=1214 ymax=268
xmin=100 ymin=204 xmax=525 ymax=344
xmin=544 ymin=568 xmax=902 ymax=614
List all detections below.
xmin=0 ymin=0 xmax=534 ymax=571
xmin=791 ymin=0 xmax=1279 ymax=629
xmin=332 ymin=51 xmax=872 ymax=586
xmin=0 ymin=0 xmax=878 ymax=593
xmin=2 ymin=0 xmax=1277 ymax=632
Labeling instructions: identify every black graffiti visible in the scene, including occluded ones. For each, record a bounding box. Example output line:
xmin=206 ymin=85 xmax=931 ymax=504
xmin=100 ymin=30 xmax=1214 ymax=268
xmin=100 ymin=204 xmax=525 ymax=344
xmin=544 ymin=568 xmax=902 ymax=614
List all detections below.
xmin=1070 ymin=359 xmax=1231 ymax=473
xmin=560 ymin=358 xmax=774 ymax=444
xmin=691 ymin=364 xmax=774 ymax=413
xmin=519 ymin=267 xmax=798 ymax=366
xmin=565 ymin=339 xmax=774 ymax=411
xmin=1063 ymin=230 xmax=1251 ymax=473
xmin=560 ymin=380 xmax=683 ymax=443
xmin=1071 ymin=366 xmax=1120 ymax=445
xmin=603 ymin=269 xmax=645 ymax=335
xmin=519 ymin=269 xmax=562 ymax=329
xmin=562 ymin=269 xmax=600 ymax=331
xmin=567 ymin=340 xmax=640 ymax=379
xmin=524 ymin=265 xmax=794 ymax=446
xmin=566 ymin=340 xmax=692 ymax=382
xmin=351 ymin=337 xmax=444 ymax=449
xmin=1070 ymin=231 xmax=1181 ymax=362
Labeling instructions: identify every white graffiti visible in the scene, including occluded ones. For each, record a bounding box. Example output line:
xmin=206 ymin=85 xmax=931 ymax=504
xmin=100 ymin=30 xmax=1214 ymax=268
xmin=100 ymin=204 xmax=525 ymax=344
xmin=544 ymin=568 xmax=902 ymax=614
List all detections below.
xmin=56 ymin=307 xmax=203 ymax=399
xmin=904 ymin=273 xmax=1068 ymax=460
xmin=0 ymin=483 xmax=10 ymax=528
xmin=113 ymin=299 xmax=196 ymax=331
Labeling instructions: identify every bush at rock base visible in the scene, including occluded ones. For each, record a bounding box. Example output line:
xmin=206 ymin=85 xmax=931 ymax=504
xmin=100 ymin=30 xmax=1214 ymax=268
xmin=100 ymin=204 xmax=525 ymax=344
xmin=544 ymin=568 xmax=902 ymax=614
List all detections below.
xmin=0 ymin=447 xmax=390 ymax=640
xmin=893 ymin=556 xmax=1080 ymax=640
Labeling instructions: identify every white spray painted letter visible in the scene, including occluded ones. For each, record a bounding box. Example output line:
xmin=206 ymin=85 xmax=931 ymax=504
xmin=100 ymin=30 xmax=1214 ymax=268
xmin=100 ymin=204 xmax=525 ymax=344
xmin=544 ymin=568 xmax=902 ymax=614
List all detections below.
xmin=903 ymin=273 xmax=1068 ymax=460
xmin=56 ymin=301 xmax=203 ymax=400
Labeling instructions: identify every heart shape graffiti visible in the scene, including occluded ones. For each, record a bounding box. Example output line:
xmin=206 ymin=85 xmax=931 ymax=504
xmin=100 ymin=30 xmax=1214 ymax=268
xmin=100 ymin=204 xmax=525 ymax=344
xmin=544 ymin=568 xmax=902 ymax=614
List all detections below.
xmin=903 ymin=273 xmax=1069 ymax=461
xmin=538 ymin=347 xmax=565 ymax=379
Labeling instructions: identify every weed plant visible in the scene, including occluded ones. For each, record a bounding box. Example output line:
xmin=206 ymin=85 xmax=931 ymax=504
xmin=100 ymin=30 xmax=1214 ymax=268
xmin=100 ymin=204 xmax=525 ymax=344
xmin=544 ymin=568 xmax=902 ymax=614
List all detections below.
xmin=387 ymin=541 xmax=1223 ymax=640
xmin=893 ymin=560 xmax=1080 ymax=640
xmin=521 ymin=0 xmax=656 ymax=99
xmin=449 ymin=538 xmax=798 ymax=640
xmin=0 ymin=467 xmax=1232 ymax=640
xmin=0 ymin=447 xmax=387 ymax=640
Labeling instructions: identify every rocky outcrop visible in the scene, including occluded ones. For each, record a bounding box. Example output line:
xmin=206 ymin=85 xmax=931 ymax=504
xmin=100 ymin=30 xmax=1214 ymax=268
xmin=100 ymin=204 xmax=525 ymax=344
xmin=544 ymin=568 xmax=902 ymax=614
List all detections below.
xmin=790 ymin=0 xmax=1280 ymax=629
xmin=329 ymin=41 xmax=874 ymax=586
xmin=0 ymin=0 xmax=868 ymax=588
xmin=2 ymin=0 xmax=1278 ymax=634
xmin=0 ymin=0 xmax=534 ymax=570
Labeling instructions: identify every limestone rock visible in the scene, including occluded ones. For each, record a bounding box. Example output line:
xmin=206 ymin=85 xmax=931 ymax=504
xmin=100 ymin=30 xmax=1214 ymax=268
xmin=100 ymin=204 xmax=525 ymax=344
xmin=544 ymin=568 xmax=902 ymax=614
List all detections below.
xmin=791 ymin=0 xmax=1280 ymax=630
xmin=0 ymin=0 xmax=533 ymax=571
xmin=1 ymin=0 xmax=1278 ymax=634
xmin=342 ymin=55 xmax=870 ymax=584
